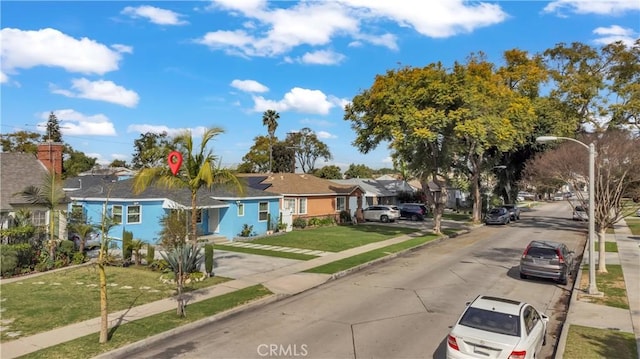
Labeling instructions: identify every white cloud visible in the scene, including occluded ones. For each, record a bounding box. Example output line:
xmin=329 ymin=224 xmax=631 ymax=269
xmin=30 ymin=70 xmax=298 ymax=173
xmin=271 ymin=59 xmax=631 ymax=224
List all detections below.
xmin=252 ymin=87 xmax=335 ymax=114
xmin=0 ymin=71 xmax=7 ymax=83
xmin=299 ymin=50 xmax=346 ymax=65
xmin=593 ymin=25 xmax=638 ymax=47
xmin=126 ymin=124 xmax=208 ymax=138
xmin=39 ymin=109 xmax=117 ymax=136
xmin=197 ymin=0 xmax=508 ymax=58
xmin=121 ymin=5 xmax=188 ymax=25
xmin=544 ymin=0 xmax=640 ymax=15
xmin=230 ymin=79 xmax=269 ymax=93
xmin=111 ymin=44 xmax=133 ymax=54
xmin=316 ymin=130 xmax=337 ymax=139
xmin=0 ymin=28 xmax=124 ymax=75
xmin=51 ymin=78 xmax=139 ymax=108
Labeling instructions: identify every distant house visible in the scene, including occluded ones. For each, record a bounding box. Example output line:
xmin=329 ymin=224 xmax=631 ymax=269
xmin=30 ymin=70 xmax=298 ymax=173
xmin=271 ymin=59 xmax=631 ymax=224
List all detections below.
xmin=0 ymin=143 xmax=68 ymax=239
xmin=66 ymin=178 xmax=282 ymax=244
xmin=330 ymin=178 xmax=396 ymax=209
xmin=375 ymin=174 xmax=420 ymax=195
xmin=239 ymin=173 xmax=364 ymax=223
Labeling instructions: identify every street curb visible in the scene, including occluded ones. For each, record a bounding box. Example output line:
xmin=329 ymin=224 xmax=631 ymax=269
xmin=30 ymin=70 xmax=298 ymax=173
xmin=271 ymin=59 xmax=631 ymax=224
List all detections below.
xmin=94 ymin=293 xmax=287 ymax=359
xmin=96 ymin=227 xmax=471 ymax=358
xmin=554 ymin=240 xmax=588 ymax=359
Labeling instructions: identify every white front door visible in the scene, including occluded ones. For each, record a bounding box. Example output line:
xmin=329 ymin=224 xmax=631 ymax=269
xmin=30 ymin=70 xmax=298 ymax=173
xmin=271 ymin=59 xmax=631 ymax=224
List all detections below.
xmin=208 ymin=208 xmax=219 ymax=233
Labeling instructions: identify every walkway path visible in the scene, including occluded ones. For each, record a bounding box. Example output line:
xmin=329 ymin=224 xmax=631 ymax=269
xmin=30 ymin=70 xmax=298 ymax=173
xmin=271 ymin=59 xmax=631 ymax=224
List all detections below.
xmin=218 ymin=241 xmax=332 ymax=257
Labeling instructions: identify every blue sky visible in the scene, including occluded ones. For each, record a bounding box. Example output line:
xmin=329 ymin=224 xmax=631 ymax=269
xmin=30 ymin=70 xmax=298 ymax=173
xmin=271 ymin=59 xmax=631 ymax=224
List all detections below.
xmin=1 ymin=1 xmax=639 ymax=170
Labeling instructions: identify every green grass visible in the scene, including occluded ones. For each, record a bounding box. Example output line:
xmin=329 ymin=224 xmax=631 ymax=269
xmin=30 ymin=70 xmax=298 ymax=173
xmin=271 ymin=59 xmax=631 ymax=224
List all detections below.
xmin=595 ymin=241 xmax=618 ymax=252
xmin=304 ymin=233 xmax=440 ymax=274
xmin=214 ymin=244 xmax=318 ymax=260
xmin=0 ymin=265 xmax=230 ymax=341
xmin=21 ymin=285 xmax=273 ymax=359
xmin=580 ymin=265 xmax=629 ymax=309
xmin=441 ymin=212 xmax=472 ymax=221
xmin=626 ymin=218 xmax=640 ymax=235
xmin=250 ymin=225 xmax=417 ymax=252
xmin=564 ymin=325 xmax=637 ymax=359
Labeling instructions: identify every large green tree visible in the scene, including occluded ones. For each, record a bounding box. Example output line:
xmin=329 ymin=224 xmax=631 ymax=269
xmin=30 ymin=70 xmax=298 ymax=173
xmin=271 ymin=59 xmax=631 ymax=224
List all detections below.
xmin=313 ymin=165 xmax=343 ymax=179
xmin=344 ymin=164 xmax=373 ymax=179
xmin=63 ymin=146 xmax=97 ymax=178
xmin=130 ymin=132 xmax=172 ymax=170
xmin=45 ymin=112 xmax=63 ymax=142
xmin=286 ymin=128 xmax=332 ymax=173
xmin=1 ymin=130 xmax=41 ymax=153
xmin=239 ymin=135 xmax=271 ymax=173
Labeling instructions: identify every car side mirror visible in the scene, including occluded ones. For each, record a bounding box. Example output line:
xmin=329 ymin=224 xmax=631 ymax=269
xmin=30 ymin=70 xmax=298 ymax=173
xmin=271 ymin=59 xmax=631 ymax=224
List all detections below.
xmin=541 ymin=313 xmax=549 ymax=323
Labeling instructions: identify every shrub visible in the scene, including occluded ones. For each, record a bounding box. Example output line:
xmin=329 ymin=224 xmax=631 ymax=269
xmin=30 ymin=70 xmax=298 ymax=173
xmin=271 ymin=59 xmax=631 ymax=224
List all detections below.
xmin=72 ymin=252 xmax=86 ymax=265
xmin=319 ymin=216 xmax=336 ymax=226
xmin=1 ymin=247 xmax=18 ymax=277
xmin=204 ymin=244 xmax=214 ymax=275
xmin=307 ymin=217 xmax=322 ymax=227
xmin=239 ymin=224 xmax=254 ymax=237
xmin=146 ymin=243 xmax=155 ymax=264
xmin=339 ymin=210 xmax=351 ymax=224
xmin=148 ymin=259 xmax=170 ymax=272
xmin=293 ymin=217 xmax=307 ymax=229
xmin=122 ymin=230 xmax=133 ymax=260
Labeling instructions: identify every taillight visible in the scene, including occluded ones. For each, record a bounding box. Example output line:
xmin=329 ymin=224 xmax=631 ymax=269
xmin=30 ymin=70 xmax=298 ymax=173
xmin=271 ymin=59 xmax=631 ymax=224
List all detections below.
xmin=557 ymin=250 xmax=565 ymax=264
xmin=447 ymin=335 xmax=459 ymax=351
xmin=521 ymin=246 xmax=530 ymax=259
xmin=509 ymin=350 xmax=526 ymax=359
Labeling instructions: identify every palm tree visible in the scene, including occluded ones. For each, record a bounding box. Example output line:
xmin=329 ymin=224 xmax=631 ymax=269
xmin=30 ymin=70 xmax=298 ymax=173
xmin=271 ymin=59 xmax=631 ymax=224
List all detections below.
xmin=17 ymin=170 xmax=66 ymax=258
xmin=133 ymin=127 xmax=244 ymax=245
xmin=262 ymin=109 xmax=280 ymax=173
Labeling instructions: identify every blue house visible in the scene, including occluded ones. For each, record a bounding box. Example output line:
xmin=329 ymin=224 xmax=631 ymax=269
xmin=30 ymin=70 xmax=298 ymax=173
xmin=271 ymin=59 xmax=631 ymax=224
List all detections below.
xmin=66 ymin=177 xmax=282 ymax=245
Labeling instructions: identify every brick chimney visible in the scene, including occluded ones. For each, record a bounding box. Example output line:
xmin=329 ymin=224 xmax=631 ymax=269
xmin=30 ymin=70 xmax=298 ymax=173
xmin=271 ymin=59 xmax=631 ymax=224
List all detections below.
xmin=37 ymin=142 xmax=64 ymax=175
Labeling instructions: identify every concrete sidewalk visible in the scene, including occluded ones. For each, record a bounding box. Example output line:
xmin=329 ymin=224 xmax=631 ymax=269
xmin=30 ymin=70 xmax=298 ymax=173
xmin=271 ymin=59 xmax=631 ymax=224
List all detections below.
xmin=556 ymin=217 xmax=640 ymax=358
xmin=0 ymin=225 xmax=468 ymax=359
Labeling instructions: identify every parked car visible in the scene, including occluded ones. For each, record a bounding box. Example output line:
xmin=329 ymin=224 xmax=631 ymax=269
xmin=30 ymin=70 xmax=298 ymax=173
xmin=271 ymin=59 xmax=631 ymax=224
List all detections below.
xmin=446 ymin=295 xmax=548 ymax=359
xmin=68 ymin=232 xmax=101 ymax=250
xmin=572 ymin=205 xmax=588 ymax=221
xmin=485 ymin=207 xmax=510 ymax=225
xmin=398 ymin=203 xmax=428 ymax=221
xmin=552 ymin=193 xmax=565 ymax=201
xmin=362 ymin=205 xmax=400 ymax=223
xmin=502 ymin=204 xmax=521 ymax=221
xmin=519 ymin=240 xmax=575 ymax=285
xmin=636 ymin=208 xmax=640 ymax=217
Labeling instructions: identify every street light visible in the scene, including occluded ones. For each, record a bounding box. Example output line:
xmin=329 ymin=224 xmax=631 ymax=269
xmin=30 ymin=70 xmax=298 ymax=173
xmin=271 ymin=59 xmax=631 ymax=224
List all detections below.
xmin=536 ymin=135 xmax=599 ymax=295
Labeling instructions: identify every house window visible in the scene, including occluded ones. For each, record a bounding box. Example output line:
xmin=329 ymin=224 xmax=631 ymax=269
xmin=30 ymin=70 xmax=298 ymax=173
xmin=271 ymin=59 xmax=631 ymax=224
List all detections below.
xmin=298 ymin=198 xmax=307 ymax=214
xmin=336 ymin=197 xmax=346 ymax=211
xmin=258 ymin=202 xmax=269 ymax=221
xmin=283 ymin=198 xmax=296 ymax=214
xmin=31 ymin=210 xmax=46 ymax=227
xmin=112 ymin=205 xmax=122 ymax=224
xmin=196 ymin=209 xmax=203 ymax=224
xmin=237 ymin=203 xmax=245 ymax=216
xmin=127 ymin=205 xmax=141 ymax=224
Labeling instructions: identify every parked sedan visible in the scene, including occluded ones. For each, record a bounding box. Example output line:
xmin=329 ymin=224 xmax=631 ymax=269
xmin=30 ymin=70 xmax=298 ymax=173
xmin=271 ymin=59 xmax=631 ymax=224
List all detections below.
xmin=572 ymin=206 xmax=588 ymax=221
xmin=502 ymin=204 xmax=521 ymax=221
xmin=362 ymin=205 xmax=400 ymax=223
xmin=485 ymin=207 xmax=510 ymax=225
xmin=519 ymin=240 xmax=575 ymax=285
xmin=446 ymin=295 xmax=548 ymax=359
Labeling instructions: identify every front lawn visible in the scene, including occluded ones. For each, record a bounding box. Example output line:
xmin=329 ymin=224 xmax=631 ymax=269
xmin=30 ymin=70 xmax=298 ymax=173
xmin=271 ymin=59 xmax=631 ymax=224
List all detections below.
xmin=250 ymin=225 xmax=417 ymax=252
xmin=578 ymin=265 xmax=628 ymax=309
xmin=22 ymin=285 xmax=273 ymax=359
xmin=0 ymin=265 xmax=229 ymax=341
xmin=626 ymin=218 xmax=640 ymax=235
xmin=564 ymin=325 xmax=637 ymax=359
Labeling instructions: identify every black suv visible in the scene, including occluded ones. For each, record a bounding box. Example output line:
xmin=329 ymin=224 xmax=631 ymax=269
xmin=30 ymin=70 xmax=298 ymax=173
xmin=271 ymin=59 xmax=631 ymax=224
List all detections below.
xmin=398 ymin=203 xmax=428 ymax=221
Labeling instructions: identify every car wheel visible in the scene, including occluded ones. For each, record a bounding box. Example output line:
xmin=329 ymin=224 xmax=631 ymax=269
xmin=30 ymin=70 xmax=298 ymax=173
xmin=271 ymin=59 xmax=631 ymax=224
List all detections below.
xmin=559 ymin=275 xmax=568 ymax=285
xmin=411 ymin=214 xmax=418 ymax=221
xmin=520 ymin=272 xmax=527 ymax=279
xmin=543 ymin=330 xmax=547 ymax=346
xmin=381 ymin=215 xmax=389 ymax=223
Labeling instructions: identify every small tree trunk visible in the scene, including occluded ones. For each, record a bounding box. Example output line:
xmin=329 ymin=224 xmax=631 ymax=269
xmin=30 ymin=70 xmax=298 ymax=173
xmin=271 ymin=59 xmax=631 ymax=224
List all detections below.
xmin=98 ymin=261 xmax=109 ymax=343
xmin=177 ymin=260 xmax=186 ymax=317
xmin=597 ymin=229 xmax=608 ymax=273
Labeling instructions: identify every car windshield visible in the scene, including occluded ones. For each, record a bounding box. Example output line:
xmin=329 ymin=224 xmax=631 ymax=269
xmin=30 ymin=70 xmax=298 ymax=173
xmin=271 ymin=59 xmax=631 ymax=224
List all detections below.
xmin=575 ymin=206 xmax=585 ymax=212
xmin=489 ymin=208 xmax=505 ymax=215
xmin=526 ymin=247 xmax=558 ymax=259
xmin=459 ymin=307 xmax=520 ymax=337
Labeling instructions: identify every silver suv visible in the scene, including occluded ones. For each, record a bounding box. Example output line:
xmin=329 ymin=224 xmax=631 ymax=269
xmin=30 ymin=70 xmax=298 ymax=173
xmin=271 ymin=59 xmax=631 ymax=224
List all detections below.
xmin=519 ymin=240 xmax=575 ymax=285
xmin=362 ymin=205 xmax=400 ymax=223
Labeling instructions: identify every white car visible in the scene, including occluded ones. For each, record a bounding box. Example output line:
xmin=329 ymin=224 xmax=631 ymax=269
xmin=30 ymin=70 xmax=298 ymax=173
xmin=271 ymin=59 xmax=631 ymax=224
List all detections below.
xmin=362 ymin=205 xmax=400 ymax=223
xmin=572 ymin=206 xmax=588 ymax=221
xmin=446 ymin=295 xmax=548 ymax=359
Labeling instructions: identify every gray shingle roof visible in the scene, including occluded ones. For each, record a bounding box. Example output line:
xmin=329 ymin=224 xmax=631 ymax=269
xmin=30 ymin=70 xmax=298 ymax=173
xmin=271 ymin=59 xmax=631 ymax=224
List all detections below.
xmin=67 ymin=178 xmax=280 ymax=208
xmin=0 ymin=152 xmax=51 ymax=211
